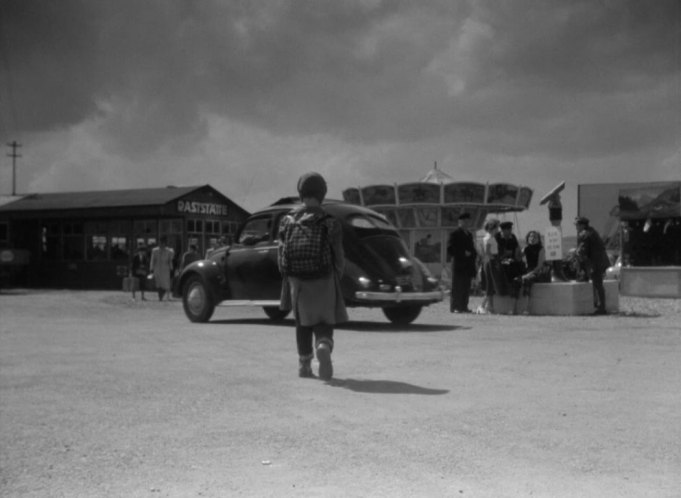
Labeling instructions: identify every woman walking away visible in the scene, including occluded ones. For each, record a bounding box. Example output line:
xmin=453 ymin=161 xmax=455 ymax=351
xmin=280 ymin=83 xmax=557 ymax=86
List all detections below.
xmin=150 ymin=236 xmax=175 ymax=301
xmin=278 ymin=172 xmax=348 ymax=380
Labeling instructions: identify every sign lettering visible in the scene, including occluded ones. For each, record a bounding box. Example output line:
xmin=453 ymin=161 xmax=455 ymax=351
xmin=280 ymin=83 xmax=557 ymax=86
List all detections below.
xmin=177 ymin=200 xmax=229 ymax=216
xmin=544 ymin=227 xmax=563 ymax=261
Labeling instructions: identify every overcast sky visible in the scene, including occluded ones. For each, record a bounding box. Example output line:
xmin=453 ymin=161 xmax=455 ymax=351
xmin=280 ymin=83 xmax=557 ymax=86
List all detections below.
xmin=1 ymin=0 xmax=679 ymax=235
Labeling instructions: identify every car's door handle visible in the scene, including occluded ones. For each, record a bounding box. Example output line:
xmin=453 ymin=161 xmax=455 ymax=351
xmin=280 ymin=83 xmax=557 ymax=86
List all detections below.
xmin=257 ymin=249 xmax=269 ymax=254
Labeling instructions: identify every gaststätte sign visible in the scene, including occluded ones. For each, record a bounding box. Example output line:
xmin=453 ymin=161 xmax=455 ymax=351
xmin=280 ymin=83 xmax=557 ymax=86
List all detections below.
xmin=177 ymin=200 xmax=229 ymax=216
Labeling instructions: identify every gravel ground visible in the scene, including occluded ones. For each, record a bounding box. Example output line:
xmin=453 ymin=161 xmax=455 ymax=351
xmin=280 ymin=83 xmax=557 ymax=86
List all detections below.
xmin=1 ymin=290 xmax=680 ymax=497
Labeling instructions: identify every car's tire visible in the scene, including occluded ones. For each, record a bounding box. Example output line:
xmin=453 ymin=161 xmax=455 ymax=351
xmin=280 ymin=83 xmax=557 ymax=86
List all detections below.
xmin=263 ymin=306 xmax=290 ymax=321
xmin=183 ymin=276 xmax=215 ymax=323
xmin=382 ymin=305 xmax=422 ymax=325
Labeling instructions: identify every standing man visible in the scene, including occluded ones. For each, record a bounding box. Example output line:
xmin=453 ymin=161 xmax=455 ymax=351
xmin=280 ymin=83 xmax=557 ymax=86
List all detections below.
xmin=278 ymin=172 xmax=348 ymax=380
xmin=446 ymin=212 xmax=478 ymax=313
xmin=496 ymin=221 xmax=524 ymax=296
xmin=575 ymin=217 xmax=611 ymax=315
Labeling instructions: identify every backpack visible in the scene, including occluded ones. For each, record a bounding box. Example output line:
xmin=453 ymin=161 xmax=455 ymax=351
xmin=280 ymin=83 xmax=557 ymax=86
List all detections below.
xmin=279 ymin=211 xmax=333 ymax=279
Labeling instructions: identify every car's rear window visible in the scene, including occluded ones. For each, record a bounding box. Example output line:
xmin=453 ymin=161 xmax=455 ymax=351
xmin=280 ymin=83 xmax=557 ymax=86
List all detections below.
xmin=347 ymin=214 xmax=397 ymax=234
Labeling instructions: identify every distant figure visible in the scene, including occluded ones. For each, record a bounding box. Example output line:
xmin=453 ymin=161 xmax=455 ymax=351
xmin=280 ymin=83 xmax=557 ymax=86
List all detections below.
xmin=150 ymin=236 xmax=175 ymax=301
xmin=495 ymin=221 xmax=524 ymax=297
xmin=180 ymin=244 xmax=200 ymax=270
xmin=130 ymin=243 xmax=149 ymax=301
xmin=575 ymin=217 xmax=611 ymax=315
xmin=204 ymin=240 xmax=218 ymax=259
xmin=278 ymin=172 xmax=348 ymax=380
xmin=479 ymin=219 xmax=501 ymax=314
xmin=446 ymin=212 xmax=477 ymax=313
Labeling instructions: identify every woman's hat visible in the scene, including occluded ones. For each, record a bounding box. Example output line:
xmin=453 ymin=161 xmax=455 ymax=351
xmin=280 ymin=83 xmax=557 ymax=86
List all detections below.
xmin=297 ymin=172 xmax=327 ymax=202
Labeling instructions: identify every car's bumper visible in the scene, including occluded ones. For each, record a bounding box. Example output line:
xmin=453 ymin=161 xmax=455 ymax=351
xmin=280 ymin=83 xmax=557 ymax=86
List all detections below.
xmin=354 ymin=288 xmax=444 ymax=304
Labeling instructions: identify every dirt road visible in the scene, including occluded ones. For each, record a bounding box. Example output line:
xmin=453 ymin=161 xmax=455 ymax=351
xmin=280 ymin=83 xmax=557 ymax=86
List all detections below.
xmin=1 ymin=290 xmax=679 ymax=497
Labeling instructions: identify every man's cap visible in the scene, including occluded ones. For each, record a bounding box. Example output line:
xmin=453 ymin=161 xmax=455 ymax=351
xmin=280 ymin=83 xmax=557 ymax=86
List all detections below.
xmin=574 ymin=216 xmax=590 ymax=226
xmin=458 ymin=212 xmax=471 ymax=220
xmin=500 ymin=221 xmax=513 ymax=229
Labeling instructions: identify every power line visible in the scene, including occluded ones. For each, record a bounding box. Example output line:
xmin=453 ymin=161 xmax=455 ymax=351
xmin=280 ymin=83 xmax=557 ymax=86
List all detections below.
xmin=7 ymin=140 xmax=21 ymax=195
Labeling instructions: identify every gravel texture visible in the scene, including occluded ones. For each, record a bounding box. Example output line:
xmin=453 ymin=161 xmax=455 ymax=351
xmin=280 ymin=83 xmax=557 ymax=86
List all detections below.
xmin=1 ymin=290 xmax=680 ymax=497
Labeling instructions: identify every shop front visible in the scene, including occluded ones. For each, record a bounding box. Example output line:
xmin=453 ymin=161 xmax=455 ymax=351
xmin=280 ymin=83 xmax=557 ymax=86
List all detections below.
xmin=0 ymin=185 xmax=249 ymax=289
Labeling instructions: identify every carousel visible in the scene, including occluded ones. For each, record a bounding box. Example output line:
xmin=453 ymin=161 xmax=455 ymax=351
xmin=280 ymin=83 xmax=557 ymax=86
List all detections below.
xmin=342 ymin=164 xmax=533 ymax=275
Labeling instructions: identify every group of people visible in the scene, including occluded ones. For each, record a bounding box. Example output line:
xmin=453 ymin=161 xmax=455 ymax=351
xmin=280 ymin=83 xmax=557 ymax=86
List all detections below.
xmin=447 ymin=213 xmax=610 ymax=315
xmin=129 ymin=239 xmax=202 ymax=302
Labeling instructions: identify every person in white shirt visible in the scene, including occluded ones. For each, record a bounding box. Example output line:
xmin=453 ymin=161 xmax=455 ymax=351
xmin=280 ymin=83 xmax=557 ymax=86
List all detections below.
xmin=479 ymin=219 xmax=501 ymax=314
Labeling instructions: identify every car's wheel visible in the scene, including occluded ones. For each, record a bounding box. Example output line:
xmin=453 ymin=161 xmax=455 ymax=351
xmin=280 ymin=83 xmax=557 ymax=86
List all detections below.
xmin=382 ymin=305 xmax=422 ymax=325
xmin=263 ymin=306 xmax=290 ymax=321
xmin=183 ymin=276 xmax=215 ymax=323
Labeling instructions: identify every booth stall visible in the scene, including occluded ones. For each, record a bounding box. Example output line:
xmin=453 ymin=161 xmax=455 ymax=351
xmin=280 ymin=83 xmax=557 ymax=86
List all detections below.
xmin=578 ymin=181 xmax=681 ymax=298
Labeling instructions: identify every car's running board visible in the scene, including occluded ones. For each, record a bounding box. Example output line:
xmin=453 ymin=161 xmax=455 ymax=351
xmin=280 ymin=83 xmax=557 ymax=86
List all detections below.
xmin=217 ymin=300 xmax=281 ymax=307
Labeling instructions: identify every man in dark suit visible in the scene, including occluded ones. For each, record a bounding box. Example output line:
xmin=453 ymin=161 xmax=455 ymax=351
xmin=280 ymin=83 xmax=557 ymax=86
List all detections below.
xmin=575 ymin=217 xmax=611 ymax=315
xmin=447 ymin=213 xmax=478 ymax=313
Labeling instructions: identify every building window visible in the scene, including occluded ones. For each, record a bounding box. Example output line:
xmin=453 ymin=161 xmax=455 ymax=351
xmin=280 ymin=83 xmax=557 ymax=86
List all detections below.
xmin=42 ymin=223 xmax=60 ymax=260
xmin=205 ymin=220 xmax=221 ymax=234
xmin=111 ymin=220 xmax=132 ymax=261
xmin=85 ymin=221 xmax=108 ymax=260
xmin=133 ymin=219 xmax=157 ymax=248
xmin=63 ymin=222 xmax=84 ymax=260
xmin=187 ymin=220 xmax=203 ymax=233
xmin=0 ymin=222 xmax=8 ymax=247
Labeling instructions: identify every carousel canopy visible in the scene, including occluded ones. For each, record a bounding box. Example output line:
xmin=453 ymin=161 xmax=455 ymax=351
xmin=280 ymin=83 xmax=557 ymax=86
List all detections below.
xmin=342 ymin=166 xmax=532 ymax=230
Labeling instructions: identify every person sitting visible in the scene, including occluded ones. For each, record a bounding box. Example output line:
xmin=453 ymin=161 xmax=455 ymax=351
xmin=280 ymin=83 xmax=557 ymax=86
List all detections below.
xmin=515 ymin=230 xmax=552 ymax=314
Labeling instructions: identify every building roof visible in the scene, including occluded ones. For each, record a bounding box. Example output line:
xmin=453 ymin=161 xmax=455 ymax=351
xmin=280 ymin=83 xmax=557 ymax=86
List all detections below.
xmin=0 ymin=195 xmax=25 ymax=208
xmin=0 ymin=185 xmax=229 ymax=213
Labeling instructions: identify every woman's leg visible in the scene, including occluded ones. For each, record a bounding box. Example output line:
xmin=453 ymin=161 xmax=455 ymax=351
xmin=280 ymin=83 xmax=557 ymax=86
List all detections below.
xmin=314 ymin=323 xmax=334 ymax=380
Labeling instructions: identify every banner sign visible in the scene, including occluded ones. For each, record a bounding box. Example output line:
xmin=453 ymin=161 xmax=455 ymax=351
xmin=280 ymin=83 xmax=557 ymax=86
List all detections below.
xmin=361 ymin=185 xmax=396 ymax=205
xmin=444 ymin=182 xmax=486 ymax=204
xmin=398 ymin=183 xmax=441 ymax=204
xmin=177 ymin=200 xmax=229 ymax=216
xmin=342 ymin=188 xmax=361 ymax=205
xmin=618 ymin=182 xmax=681 ymax=219
xmin=487 ymin=183 xmax=519 ymax=206
xmin=517 ymin=187 xmax=534 ymax=209
xmin=544 ymin=227 xmax=563 ymax=261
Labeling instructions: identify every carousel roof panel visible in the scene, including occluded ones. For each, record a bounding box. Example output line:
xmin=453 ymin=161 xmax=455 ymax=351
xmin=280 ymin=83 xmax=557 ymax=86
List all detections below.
xmin=343 ymin=181 xmax=532 ymax=212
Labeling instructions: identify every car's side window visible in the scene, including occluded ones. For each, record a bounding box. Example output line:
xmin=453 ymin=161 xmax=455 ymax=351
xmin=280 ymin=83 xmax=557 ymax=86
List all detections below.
xmin=238 ymin=215 xmax=273 ymax=245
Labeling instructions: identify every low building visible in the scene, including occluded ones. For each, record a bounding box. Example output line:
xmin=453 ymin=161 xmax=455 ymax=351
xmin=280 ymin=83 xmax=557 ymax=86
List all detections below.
xmin=0 ymin=185 xmax=249 ymax=289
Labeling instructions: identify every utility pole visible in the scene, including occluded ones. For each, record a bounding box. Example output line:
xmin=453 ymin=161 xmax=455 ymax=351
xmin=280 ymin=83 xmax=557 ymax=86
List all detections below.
xmin=7 ymin=141 xmax=21 ymax=196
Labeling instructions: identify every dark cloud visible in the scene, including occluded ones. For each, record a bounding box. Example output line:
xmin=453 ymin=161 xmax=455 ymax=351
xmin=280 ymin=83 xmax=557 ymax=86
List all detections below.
xmin=1 ymin=0 xmax=678 ymax=164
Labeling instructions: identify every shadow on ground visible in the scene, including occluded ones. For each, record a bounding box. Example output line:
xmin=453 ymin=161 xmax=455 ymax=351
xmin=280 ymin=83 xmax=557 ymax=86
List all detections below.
xmin=207 ymin=318 xmax=466 ymax=333
xmin=326 ymin=378 xmax=449 ymax=395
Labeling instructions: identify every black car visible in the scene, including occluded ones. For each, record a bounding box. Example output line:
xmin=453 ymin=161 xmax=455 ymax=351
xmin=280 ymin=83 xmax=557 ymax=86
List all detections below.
xmin=175 ymin=198 xmax=444 ymax=324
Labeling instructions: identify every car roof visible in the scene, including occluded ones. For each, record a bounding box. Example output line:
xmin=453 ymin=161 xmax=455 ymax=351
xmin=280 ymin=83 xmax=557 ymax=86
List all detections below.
xmin=254 ymin=199 xmax=386 ymax=219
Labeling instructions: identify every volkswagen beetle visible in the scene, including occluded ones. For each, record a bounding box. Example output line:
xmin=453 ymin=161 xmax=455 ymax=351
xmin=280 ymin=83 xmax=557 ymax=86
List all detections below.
xmin=175 ymin=198 xmax=444 ymax=324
